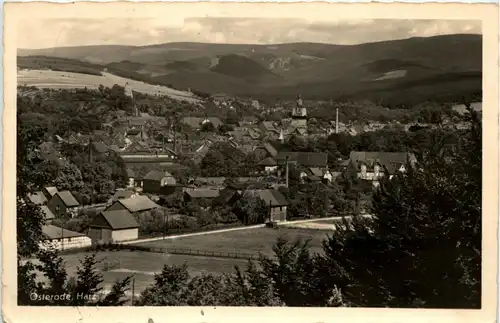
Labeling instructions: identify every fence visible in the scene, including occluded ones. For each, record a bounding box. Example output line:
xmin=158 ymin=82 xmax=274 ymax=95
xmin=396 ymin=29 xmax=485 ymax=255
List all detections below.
xmin=138 ymin=223 xmax=244 ymax=239
xmin=145 ymin=246 xmax=263 ymax=261
xmin=57 ymin=243 xmax=267 ymax=261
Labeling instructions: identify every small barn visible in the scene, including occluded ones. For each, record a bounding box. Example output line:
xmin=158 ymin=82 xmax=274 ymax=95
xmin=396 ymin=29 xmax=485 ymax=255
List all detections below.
xmin=39 ymin=225 xmax=92 ymax=251
xmin=88 ymin=209 xmax=139 ymax=244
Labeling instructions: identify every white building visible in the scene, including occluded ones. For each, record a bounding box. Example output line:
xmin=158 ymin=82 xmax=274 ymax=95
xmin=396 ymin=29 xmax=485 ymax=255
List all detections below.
xmin=39 ymin=225 xmax=92 ymax=251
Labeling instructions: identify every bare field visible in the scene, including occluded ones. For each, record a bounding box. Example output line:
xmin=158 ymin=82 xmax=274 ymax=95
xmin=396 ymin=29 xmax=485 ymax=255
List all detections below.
xmin=17 ymin=69 xmax=201 ymax=103
xmin=137 ymin=227 xmax=332 ymax=256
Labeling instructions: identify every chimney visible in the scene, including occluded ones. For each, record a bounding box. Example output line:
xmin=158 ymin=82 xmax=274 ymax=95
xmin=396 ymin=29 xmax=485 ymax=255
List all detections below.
xmin=336 ymin=108 xmax=339 ymax=134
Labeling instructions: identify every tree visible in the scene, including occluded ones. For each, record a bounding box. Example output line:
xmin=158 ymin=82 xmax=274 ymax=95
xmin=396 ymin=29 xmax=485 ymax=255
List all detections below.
xmin=316 ymin=110 xmax=482 ymax=308
xmin=234 ymin=191 xmax=268 ymax=225
xmin=17 ymin=101 xmax=131 ymax=306
xmin=54 ymin=163 xmax=84 ymax=191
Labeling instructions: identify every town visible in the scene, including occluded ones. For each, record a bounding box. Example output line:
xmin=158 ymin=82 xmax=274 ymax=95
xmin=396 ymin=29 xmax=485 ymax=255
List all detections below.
xmin=16 ymin=18 xmax=483 ymax=309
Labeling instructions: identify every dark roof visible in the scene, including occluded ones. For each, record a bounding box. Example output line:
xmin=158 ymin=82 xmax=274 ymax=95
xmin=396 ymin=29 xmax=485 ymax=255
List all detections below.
xmin=144 ymin=170 xmax=174 ymax=181
xmin=182 ymin=117 xmax=203 ymax=129
xmin=56 ymin=191 xmax=80 ymax=207
xmin=126 ymin=169 xmax=135 ymax=178
xmin=116 ymin=195 xmax=159 ymax=212
xmin=185 ymin=189 xmax=220 ymax=199
xmin=28 ymin=191 xmax=48 ymax=205
xmin=275 ymin=152 xmax=328 ymax=167
xmin=100 ymin=209 xmax=139 ymax=230
xmin=42 ymin=225 xmax=86 ymax=239
xmin=252 ymin=189 xmax=288 ymax=207
xmin=258 ymin=157 xmax=277 ymax=166
xmin=91 ymin=141 xmax=108 ymax=154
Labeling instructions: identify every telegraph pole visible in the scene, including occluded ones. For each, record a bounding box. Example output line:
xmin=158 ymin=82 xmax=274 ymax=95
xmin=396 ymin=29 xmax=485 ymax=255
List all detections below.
xmin=285 ymin=156 xmax=289 ymax=188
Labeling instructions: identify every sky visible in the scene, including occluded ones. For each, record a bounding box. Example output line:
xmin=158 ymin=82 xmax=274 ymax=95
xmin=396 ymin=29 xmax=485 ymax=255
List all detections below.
xmin=17 ymin=18 xmax=481 ymax=49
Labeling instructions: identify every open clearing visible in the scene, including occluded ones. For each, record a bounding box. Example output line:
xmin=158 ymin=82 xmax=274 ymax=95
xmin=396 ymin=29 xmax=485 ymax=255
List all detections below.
xmin=56 ymin=250 xmax=249 ymax=294
xmin=17 ymin=69 xmax=201 ymax=103
xmin=136 ymin=227 xmax=333 ymax=256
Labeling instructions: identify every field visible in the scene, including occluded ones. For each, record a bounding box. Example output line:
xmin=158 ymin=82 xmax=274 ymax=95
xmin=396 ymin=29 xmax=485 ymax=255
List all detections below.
xmin=17 ymin=69 xmax=201 ymax=103
xmin=56 ymin=250 xmax=249 ymax=295
xmin=135 ymin=227 xmax=333 ymax=256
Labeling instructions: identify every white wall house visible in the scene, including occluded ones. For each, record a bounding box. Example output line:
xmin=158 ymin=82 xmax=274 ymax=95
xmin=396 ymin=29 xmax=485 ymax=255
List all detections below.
xmin=88 ymin=209 xmax=140 ymax=244
xmin=39 ymin=225 xmax=92 ymax=251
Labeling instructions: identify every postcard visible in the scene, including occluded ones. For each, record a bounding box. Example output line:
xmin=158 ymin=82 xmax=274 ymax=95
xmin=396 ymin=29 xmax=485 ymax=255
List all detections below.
xmin=3 ymin=2 xmax=498 ymax=323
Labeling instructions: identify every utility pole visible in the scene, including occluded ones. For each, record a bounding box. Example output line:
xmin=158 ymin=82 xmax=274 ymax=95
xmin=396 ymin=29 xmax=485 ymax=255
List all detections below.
xmin=61 ymin=224 xmax=64 ymax=251
xmin=285 ymin=156 xmax=289 ymax=188
xmin=336 ymin=107 xmax=339 ymax=134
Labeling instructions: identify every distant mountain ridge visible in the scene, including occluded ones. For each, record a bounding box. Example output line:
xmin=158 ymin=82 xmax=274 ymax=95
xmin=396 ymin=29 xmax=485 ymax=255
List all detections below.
xmin=18 ymin=34 xmax=482 ymax=105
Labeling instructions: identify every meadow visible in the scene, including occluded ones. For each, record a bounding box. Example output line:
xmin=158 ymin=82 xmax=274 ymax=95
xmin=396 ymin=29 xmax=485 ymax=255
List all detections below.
xmin=17 ymin=69 xmax=201 ymax=103
xmin=135 ymin=227 xmax=333 ymax=256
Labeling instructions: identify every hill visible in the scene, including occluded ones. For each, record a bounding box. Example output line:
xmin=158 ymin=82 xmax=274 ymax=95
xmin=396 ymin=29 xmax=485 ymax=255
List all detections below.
xmin=18 ymin=34 xmax=482 ymax=105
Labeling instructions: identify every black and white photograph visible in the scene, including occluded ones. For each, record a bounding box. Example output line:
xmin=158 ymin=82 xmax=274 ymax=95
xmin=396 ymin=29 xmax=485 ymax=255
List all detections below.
xmin=5 ymin=2 xmax=497 ymax=317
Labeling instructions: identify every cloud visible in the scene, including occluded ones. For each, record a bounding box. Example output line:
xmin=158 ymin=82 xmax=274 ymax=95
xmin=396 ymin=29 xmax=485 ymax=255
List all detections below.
xmin=17 ymin=17 xmax=481 ymax=49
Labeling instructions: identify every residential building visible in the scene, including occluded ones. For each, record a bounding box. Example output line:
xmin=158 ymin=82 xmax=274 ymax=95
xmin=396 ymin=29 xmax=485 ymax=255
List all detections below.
xmin=47 ymin=191 xmax=80 ymax=218
xmin=109 ymin=189 xmax=136 ymax=203
xmin=275 ymin=151 xmax=328 ymax=168
xmin=348 ymin=151 xmax=417 ymax=184
xmin=87 ymin=209 xmax=139 ymax=244
xmin=253 ymin=142 xmax=278 ymax=161
xmin=27 ymin=191 xmax=48 ymax=205
xmin=42 ymin=186 xmax=59 ymax=201
xmin=183 ymin=188 xmax=220 ymax=204
xmin=258 ymin=157 xmax=278 ymax=173
xmin=39 ymin=225 xmax=92 ymax=251
xmin=40 ymin=205 xmax=56 ymax=221
xmin=106 ymin=195 xmax=159 ymax=217
xmin=143 ymin=170 xmax=177 ymax=194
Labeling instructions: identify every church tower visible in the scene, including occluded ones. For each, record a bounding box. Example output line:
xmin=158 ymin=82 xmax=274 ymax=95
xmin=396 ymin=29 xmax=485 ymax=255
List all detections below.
xmin=291 ymin=94 xmax=307 ymax=129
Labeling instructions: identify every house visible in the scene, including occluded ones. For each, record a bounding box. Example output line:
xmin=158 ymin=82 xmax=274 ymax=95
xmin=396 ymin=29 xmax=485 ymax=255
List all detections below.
xmin=106 ymin=195 xmax=159 ymax=217
xmin=126 ymin=169 xmax=135 ymax=188
xmin=110 ymin=189 xmax=136 ymax=203
xmin=39 ymin=225 xmax=92 ymax=251
xmin=40 ymin=205 xmax=56 ymax=220
xmin=47 ymin=191 xmax=80 ymax=218
xmin=212 ymin=93 xmax=233 ymax=107
xmin=143 ymin=170 xmax=177 ymax=194
xmin=182 ymin=117 xmax=223 ymax=131
xmin=348 ymin=151 xmax=417 ymax=183
xmin=119 ymin=141 xmax=177 ymax=165
xmin=248 ymin=189 xmax=289 ymax=222
xmin=27 ymin=191 xmax=48 ymax=205
xmin=258 ymin=157 xmax=278 ymax=173
xmin=87 ymin=209 xmax=139 ymax=244
xmin=259 ymin=121 xmax=280 ymax=136
xmin=275 ymin=152 xmax=328 ymax=168
xmin=253 ymin=142 xmax=278 ymax=160
xmin=202 ymin=117 xmax=223 ymax=130
xmin=87 ymin=141 xmax=110 ymax=161
xmin=192 ymin=140 xmax=214 ymax=165
xmin=183 ymin=189 xmax=220 ymax=204
xmin=42 ymin=186 xmax=59 ymax=201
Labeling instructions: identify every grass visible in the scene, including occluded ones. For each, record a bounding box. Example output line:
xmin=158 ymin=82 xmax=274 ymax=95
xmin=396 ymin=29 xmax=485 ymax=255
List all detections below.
xmin=60 ymin=250 xmax=249 ymax=294
xmin=17 ymin=69 xmax=201 ymax=103
xmin=136 ymin=227 xmax=332 ymax=257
